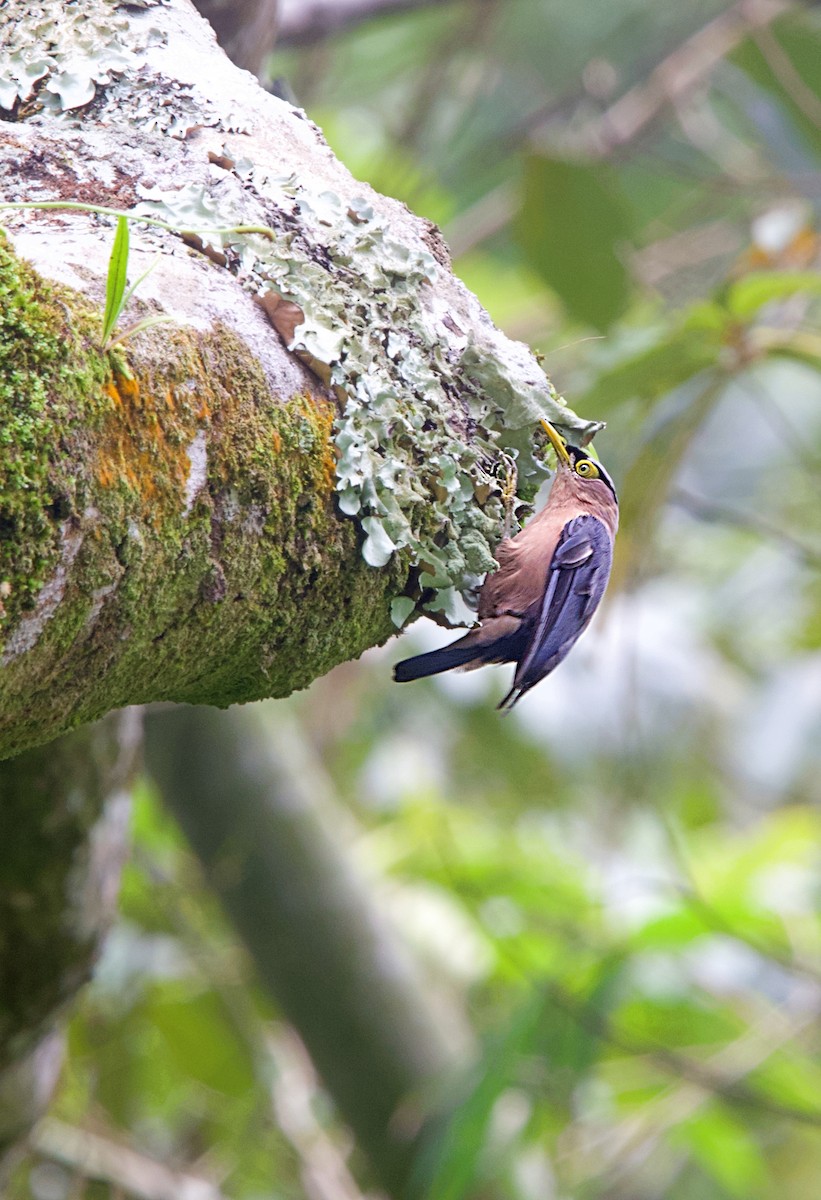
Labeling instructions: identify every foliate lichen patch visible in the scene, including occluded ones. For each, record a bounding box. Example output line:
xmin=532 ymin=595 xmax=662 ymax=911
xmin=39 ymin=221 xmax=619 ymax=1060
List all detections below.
xmin=0 ymin=0 xmax=165 ymax=116
xmin=134 ymin=174 xmax=598 ymax=624
xmin=91 ymin=68 xmax=239 ymax=141
xmin=1 ymin=2 xmax=248 ymax=139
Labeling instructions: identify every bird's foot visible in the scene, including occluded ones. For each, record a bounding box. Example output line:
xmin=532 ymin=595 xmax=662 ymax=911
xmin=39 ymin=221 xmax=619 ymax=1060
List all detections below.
xmin=499 ymin=454 xmax=518 ymax=538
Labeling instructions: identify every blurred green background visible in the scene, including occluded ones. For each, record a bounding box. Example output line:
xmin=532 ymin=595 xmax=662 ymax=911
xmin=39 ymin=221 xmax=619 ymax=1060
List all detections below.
xmin=15 ymin=1 xmax=821 ymax=1197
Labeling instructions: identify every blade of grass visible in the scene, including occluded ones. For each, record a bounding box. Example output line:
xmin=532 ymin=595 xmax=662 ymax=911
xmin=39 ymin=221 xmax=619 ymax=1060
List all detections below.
xmin=101 ymin=215 xmax=129 ymax=348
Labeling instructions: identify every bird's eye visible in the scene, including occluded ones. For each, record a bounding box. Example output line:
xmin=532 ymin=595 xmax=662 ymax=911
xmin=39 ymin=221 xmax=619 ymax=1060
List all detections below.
xmin=575 ymin=459 xmax=600 ymax=479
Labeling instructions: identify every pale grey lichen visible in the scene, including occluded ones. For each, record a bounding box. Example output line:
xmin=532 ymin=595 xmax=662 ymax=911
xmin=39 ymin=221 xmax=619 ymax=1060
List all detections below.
xmin=93 ymin=68 xmax=229 ymax=140
xmin=0 ymin=1 xmax=251 ymax=139
xmin=0 ymin=0 xmax=165 ymax=115
xmin=182 ymin=430 xmax=208 ymax=516
xmin=89 ymin=58 xmax=253 ymax=139
xmin=0 ymin=523 xmax=84 ymax=665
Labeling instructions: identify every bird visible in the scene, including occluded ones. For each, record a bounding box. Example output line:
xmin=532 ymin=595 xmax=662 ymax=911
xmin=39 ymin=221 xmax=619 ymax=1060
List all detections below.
xmin=393 ymin=419 xmax=619 ymax=710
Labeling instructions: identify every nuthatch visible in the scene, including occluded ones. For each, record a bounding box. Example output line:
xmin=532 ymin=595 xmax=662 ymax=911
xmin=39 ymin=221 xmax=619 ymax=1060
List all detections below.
xmin=394 ymin=419 xmax=619 ymax=709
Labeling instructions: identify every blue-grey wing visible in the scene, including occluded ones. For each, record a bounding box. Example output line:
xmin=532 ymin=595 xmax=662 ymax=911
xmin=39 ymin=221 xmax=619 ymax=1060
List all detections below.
xmin=513 ymin=515 xmax=613 ymax=694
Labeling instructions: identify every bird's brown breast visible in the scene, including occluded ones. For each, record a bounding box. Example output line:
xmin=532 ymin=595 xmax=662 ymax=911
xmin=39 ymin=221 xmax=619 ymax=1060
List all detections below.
xmin=478 ymin=467 xmax=619 ymax=622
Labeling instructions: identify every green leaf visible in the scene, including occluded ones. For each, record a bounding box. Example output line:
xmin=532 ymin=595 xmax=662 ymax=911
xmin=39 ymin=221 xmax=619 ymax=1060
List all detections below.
xmin=674 ymin=1105 xmax=769 ymax=1197
xmin=618 ymin=995 xmax=741 ymax=1049
xmin=517 ymin=154 xmax=632 ymax=330
xmin=107 ymin=313 xmax=174 ymax=348
xmin=101 ymin=215 xmax=130 ymax=348
xmin=148 ymin=988 xmax=256 ymax=1098
xmin=577 ymin=320 xmax=724 ymax=417
xmin=727 ymin=271 xmax=821 ymax=320
xmin=541 ymin=958 xmax=626 ymax=1079
xmin=411 ymin=992 xmax=547 ymax=1200
xmin=632 ymin=908 xmax=713 ymax=950
xmin=413 ymin=966 xmax=625 ymax=1200
xmin=118 ymin=253 xmax=161 ymax=316
xmin=748 ymin=1051 xmax=821 ymax=1115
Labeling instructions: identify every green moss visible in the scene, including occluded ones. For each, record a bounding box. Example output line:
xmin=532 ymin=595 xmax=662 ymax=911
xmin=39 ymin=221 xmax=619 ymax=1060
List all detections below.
xmin=0 ymin=230 xmax=109 ymax=627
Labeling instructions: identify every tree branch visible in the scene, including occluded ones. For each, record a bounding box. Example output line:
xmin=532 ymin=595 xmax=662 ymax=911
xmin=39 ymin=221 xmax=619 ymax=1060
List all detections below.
xmin=33 ymin=1116 xmax=230 ymax=1200
xmin=276 ymin=0 xmax=453 ymax=47
xmin=144 ymin=703 xmax=469 ymax=1197
xmin=0 ymin=710 xmax=139 ymax=1173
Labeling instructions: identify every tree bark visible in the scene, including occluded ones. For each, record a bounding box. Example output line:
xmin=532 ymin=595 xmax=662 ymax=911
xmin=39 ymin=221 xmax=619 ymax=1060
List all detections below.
xmin=195 ymin=0 xmax=279 ymax=73
xmin=0 ymin=709 xmax=140 ymax=1176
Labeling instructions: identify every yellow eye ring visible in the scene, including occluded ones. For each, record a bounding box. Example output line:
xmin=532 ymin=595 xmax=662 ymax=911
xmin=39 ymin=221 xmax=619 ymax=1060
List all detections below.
xmin=575 ymin=459 xmax=600 ymax=479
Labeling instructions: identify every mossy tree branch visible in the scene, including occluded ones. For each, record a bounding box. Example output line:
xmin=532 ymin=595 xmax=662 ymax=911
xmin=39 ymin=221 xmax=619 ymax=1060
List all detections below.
xmin=0 ymin=0 xmax=594 ymax=760
xmin=0 ymin=230 xmax=400 ymax=760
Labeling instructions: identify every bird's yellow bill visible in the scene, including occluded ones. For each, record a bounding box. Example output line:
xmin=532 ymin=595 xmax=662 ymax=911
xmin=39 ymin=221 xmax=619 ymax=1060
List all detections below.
xmin=539 ymin=418 xmax=571 ymax=466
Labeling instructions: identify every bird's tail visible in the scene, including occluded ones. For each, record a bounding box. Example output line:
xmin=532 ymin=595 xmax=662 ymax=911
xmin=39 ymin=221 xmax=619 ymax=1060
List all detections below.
xmin=393 ymin=641 xmax=485 ymax=682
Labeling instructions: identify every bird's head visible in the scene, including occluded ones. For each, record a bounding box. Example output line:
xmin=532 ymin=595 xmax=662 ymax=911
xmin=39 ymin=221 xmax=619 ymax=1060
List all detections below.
xmin=539 ymin=418 xmax=619 ymax=512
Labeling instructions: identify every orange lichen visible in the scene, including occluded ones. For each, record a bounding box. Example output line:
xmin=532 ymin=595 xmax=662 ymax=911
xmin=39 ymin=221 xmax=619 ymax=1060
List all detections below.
xmin=95 ymin=366 xmax=204 ymax=522
xmin=308 ymin=398 xmax=338 ymax=496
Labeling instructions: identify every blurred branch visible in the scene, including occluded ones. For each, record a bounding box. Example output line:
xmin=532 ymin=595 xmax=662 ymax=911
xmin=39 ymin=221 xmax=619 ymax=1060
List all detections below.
xmin=630 ymin=220 xmax=744 ymax=288
xmin=745 ymin=371 xmax=821 ymax=500
xmin=580 ymin=0 xmax=795 ymax=155
xmin=614 ymin=375 xmax=728 ymax=589
xmin=752 ymin=22 xmax=821 ymax=128
xmin=132 ymin=848 xmax=377 ymax=1200
xmin=33 ymin=1117 xmax=228 ymax=1200
xmin=144 ymin=704 xmax=467 ymax=1199
xmin=392 ymin=0 xmax=500 ymax=159
xmin=564 ymin=996 xmax=821 ymax=1189
xmin=268 ymin=1027 xmax=379 ymax=1200
xmin=277 ymin=0 xmax=459 ymax=47
xmin=194 ymin=0 xmax=278 ymax=74
xmin=444 ymin=181 xmax=517 ymax=260
xmin=671 ymin=91 xmax=764 ymax=182
xmin=514 ymin=0 xmax=794 ymax=154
